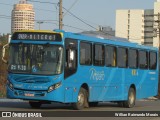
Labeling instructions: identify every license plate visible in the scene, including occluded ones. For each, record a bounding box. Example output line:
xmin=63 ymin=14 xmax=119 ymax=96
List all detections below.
xmin=24 ymin=93 xmax=34 ymax=97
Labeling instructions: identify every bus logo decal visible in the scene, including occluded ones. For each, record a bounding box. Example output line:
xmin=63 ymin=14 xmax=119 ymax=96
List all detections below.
xmin=32 ymin=65 xmax=37 ymax=73
xmin=90 ymin=68 xmax=105 ymax=81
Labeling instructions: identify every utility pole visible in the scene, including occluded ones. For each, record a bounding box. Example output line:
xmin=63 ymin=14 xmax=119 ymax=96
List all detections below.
xmin=158 ymin=13 xmax=160 ymax=49
xmin=153 ymin=13 xmax=160 ymax=48
xmin=154 ymin=12 xmax=160 ymax=98
xmin=157 ymin=13 xmax=160 ymax=98
xmin=59 ymin=0 xmax=63 ymax=30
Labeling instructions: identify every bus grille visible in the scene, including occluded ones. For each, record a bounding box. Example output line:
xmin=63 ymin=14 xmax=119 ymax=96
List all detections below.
xmin=14 ymin=90 xmax=46 ymax=97
xmin=13 ymin=76 xmax=50 ymax=84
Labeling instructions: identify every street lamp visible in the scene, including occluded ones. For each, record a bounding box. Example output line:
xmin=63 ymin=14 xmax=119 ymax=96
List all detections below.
xmin=37 ymin=21 xmax=44 ymax=30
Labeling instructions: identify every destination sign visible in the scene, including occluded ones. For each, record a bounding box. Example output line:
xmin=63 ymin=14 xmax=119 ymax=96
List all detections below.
xmin=12 ymin=32 xmax=62 ymax=41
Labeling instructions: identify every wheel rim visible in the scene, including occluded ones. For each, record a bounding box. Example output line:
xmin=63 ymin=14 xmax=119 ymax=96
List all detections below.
xmin=129 ymin=91 xmax=135 ymax=105
xmin=78 ymin=92 xmax=85 ymax=107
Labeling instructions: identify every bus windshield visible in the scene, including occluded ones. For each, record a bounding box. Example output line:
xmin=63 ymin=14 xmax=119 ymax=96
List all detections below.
xmin=8 ymin=44 xmax=63 ymax=75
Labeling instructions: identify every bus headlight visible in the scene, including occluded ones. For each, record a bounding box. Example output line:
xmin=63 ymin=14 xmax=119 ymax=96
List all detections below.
xmin=48 ymin=82 xmax=61 ymax=93
xmin=7 ymin=80 xmax=14 ymax=90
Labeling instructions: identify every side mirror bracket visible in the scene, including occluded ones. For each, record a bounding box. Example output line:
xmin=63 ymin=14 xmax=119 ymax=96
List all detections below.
xmin=2 ymin=44 xmax=9 ymax=64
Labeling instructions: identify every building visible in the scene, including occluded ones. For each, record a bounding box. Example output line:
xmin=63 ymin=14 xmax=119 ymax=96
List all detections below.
xmin=116 ymin=9 xmax=154 ymax=46
xmin=116 ymin=0 xmax=160 ymax=47
xmin=11 ymin=0 xmax=35 ymax=33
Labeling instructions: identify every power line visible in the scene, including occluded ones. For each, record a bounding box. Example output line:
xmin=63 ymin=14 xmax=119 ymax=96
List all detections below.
xmin=0 ymin=2 xmax=56 ymax=13
xmin=34 ymin=8 xmax=56 ymax=13
xmin=15 ymin=0 xmax=108 ymax=34
xmin=63 ymin=24 xmax=87 ymax=31
xmin=0 ymin=15 xmax=11 ymax=17
xmin=62 ymin=7 xmax=97 ymax=30
xmin=35 ymin=20 xmax=58 ymax=22
xmin=27 ymin=0 xmax=57 ymax=5
xmin=63 ymin=0 xmax=79 ymax=17
xmin=0 ymin=2 xmax=12 ymax=6
xmin=0 ymin=0 xmax=144 ymax=40
xmin=26 ymin=0 xmax=99 ymax=31
xmin=0 ymin=15 xmax=11 ymax=20
xmin=35 ymin=21 xmax=86 ymax=31
xmin=62 ymin=7 xmax=116 ymax=36
xmin=0 ymin=17 xmax=10 ymax=19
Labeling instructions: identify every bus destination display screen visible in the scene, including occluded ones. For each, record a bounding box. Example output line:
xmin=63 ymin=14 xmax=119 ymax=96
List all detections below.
xmin=12 ymin=32 xmax=62 ymax=42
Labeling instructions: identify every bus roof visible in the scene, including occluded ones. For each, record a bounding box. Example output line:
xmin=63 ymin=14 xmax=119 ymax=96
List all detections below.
xmin=12 ymin=29 xmax=158 ymax=51
xmin=54 ymin=29 xmax=158 ymax=51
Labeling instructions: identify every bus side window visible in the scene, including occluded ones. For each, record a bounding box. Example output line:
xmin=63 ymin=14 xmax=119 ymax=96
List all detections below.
xmin=128 ymin=49 xmax=138 ymax=69
xmin=139 ymin=50 xmax=148 ymax=69
xmin=106 ymin=45 xmax=117 ymax=67
xmin=112 ymin=48 xmax=117 ymax=66
xmin=94 ymin=44 xmax=105 ymax=66
xmin=149 ymin=51 xmax=157 ymax=70
xmin=65 ymin=38 xmax=78 ymax=78
xmin=117 ymin=47 xmax=128 ymax=68
xmin=80 ymin=42 xmax=92 ymax=65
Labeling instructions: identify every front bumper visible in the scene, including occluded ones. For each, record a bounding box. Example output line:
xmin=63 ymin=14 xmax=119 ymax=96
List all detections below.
xmin=7 ymin=85 xmax=64 ymax=103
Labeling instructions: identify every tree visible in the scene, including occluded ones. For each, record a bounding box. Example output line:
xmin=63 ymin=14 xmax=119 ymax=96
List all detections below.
xmin=0 ymin=33 xmax=9 ymax=97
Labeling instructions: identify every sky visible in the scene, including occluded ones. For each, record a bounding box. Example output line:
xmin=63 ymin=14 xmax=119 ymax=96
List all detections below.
xmin=0 ymin=0 xmax=156 ymax=34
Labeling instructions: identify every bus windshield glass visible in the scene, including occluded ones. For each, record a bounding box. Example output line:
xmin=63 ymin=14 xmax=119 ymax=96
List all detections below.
xmin=8 ymin=44 xmax=63 ymax=75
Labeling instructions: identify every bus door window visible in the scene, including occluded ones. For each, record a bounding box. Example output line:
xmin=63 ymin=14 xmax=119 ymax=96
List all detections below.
xmin=65 ymin=38 xmax=78 ymax=78
xmin=68 ymin=49 xmax=76 ymax=68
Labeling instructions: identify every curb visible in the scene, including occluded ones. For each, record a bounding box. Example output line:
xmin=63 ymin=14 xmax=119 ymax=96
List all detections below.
xmin=0 ymin=98 xmax=24 ymax=102
xmin=140 ymin=97 xmax=159 ymax=101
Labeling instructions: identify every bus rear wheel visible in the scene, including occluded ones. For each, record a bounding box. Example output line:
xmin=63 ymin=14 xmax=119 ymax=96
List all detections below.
xmin=124 ymin=87 xmax=136 ymax=108
xmin=72 ymin=88 xmax=87 ymax=110
xmin=29 ymin=101 xmax=42 ymax=108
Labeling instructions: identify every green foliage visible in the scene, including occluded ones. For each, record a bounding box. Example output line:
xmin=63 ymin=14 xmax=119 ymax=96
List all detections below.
xmin=0 ymin=33 xmax=9 ymax=97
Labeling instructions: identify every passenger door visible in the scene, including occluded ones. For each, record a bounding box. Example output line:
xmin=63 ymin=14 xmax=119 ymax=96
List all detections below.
xmin=64 ymin=38 xmax=78 ymax=78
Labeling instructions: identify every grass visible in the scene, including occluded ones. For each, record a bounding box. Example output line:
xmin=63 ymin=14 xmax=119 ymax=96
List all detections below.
xmin=0 ymin=85 xmax=6 ymax=98
xmin=0 ymin=92 xmax=5 ymax=98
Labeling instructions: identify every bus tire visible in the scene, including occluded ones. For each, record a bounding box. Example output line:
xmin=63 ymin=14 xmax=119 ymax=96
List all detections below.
xmin=124 ymin=87 xmax=136 ymax=108
xmin=29 ymin=101 xmax=42 ymax=108
xmin=117 ymin=101 xmax=124 ymax=107
xmin=72 ymin=88 xmax=87 ymax=110
xmin=89 ymin=102 xmax=98 ymax=107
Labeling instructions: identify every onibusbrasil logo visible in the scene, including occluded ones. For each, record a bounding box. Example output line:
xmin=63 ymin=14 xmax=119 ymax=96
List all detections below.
xmin=1 ymin=112 xmax=42 ymax=117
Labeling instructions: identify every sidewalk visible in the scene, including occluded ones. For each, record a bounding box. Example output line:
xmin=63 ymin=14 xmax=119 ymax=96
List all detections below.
xmin=141 ymin=97 xmax=159 ymax=101
xmin=0 ymin=98 xmax=24 ymax=102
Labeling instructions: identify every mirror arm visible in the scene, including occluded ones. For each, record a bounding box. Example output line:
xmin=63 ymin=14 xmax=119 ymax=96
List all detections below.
xmin=2 ymin=43 xmax=9 ymax=64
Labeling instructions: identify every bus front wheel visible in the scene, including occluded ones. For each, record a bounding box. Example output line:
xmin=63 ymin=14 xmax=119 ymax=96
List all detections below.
xmin=72 ymin=88 xmax=87 ymax=110
xmin=124 ymin=87 xmax=136 ymax=108
xmin=29 ymin=101 xmax=42 ymax=108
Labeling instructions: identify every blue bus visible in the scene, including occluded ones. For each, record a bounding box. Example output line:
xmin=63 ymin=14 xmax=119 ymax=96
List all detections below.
xmin=5 ymin=30 xmax=158 ymax=110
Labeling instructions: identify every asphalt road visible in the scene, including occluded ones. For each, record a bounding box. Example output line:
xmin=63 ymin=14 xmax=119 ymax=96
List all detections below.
xmin=0 ymin=99 xmax=159 ymax=111
xmin=0 ymin=99 xmax=160 ymax=120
